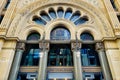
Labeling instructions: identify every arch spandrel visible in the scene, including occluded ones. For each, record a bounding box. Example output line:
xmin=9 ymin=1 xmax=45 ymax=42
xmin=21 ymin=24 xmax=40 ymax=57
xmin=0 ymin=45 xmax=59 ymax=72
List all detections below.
xmin=77 ymin=25 xmax=102 ymax=41
xmin=17 ymin=25 xmax=44 ymax=40
xmin=6 ymin=0 xmax=114 ymax=40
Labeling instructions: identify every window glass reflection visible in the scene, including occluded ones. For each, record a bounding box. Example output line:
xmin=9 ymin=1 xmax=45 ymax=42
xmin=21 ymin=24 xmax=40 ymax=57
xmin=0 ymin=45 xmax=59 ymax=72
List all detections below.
xmin=50 ymin=27 xmax=71 ymax=40
xmin=49 ymin=9 xmax=57 ymax=19
xmin=74 ymin=17 xmax=88 ymax=25
xmin=27 ymin=33 xmax=40 ymax=40
xmin=57 ymin=8 xmax=64 ymax=18
xmin=64 ymin=9 xmax=72 ymax=19
xmin=80 ymin=33 xmax=94 ymax=41
xmin=81 ymin=44 xmax=100 ymax=66
xmin=33 ymin=17 xmax=46 ymax=25
xmin=70 ymin=12 xmax=80 ymax=21
xmin=20 ymin=44 xmax=40 ymax=66
xmin=40 ymin=12 xmax=51 ymax=21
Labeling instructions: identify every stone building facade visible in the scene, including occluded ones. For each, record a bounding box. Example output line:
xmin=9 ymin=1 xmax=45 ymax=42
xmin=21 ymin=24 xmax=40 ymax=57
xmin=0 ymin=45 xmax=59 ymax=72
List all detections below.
xmin=0 ymin=0 xmax=120 ymax=80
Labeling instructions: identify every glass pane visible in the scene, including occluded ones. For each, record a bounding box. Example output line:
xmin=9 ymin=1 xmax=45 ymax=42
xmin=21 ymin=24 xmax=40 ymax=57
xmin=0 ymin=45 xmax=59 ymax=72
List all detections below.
xmin=40 ymin=12 xmax=51 ymax=21
xmin=49 ymin=9 xmax=57 ymax=19
xmin=57 ymin=8 xmax=64 ymax=18
xmin=80 ymin=33 xmax=94 ymax=41
xmin=70 ymin=12 xmax=80 ymax=22
xmin=74 ymin=17 xmax=88 ymax=25
xmin=27 ymin=33 xmax=40 ymax=40
xmin=33 ymin=17 xmax=46 ymax=25
xmin=0 ymin=15 xmax=4 ymax=24
xmin=50 ymin=28 xmax=71 ymax=40
xmin=81 ymin=44 xmax=100 ymax=66
xmin=64 ymin=9 xmax=72 ymax=19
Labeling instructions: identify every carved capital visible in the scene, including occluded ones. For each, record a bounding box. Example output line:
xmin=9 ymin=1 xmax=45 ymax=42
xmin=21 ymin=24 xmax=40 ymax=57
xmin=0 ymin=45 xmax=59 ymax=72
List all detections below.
xmin=16 ymin=42 xmax=25 ymax=50
xmin=71 ymin=42 xmax=81 ymax=51
xmin=96 ymin=43 xmax=104 ymax=51
xmin=39 ymin=42 xmax=49 ymax=50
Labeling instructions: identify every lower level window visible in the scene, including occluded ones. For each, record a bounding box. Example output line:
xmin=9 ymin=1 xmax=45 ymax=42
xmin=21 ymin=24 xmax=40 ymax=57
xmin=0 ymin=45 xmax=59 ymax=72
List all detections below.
xmin=83 ymin=72 xmax=103 ymax=80
xmin=17 ymin=72 xmax=37 ymax=80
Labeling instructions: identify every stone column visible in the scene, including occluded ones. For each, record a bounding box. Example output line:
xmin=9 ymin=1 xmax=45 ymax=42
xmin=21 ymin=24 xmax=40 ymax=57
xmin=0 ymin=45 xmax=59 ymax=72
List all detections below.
xmin=37 ymin=42 xmax=49 ymax=80
xmin=9 ymin=42 xmax=25 ymax=80
xmin=96 ymin=43 xmax=112 ymax=80
xmin=72 ymin=42 xmax=83 ymax=80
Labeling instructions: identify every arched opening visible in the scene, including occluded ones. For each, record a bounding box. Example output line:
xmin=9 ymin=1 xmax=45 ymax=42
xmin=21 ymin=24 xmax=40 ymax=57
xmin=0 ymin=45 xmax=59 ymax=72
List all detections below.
xmin=80 ymin=32 xmax=103 ymax=80
xmin=47 ymin=26 xmax=73 ymax=80
xmin=50 ymin=26 xmax=71 ymax=40
xmin=17 ymin=32 xmax=41 ymax=80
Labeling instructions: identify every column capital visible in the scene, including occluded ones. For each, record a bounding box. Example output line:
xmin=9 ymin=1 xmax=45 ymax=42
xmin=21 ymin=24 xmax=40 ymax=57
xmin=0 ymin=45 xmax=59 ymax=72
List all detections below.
xmin=96 ymin=42 xmax=104 ymax=51
xmin=39 ymin=42 xmax=49 ymax=51
xmin=71 ymin=42 xmax=81 ymax=51
xmin=16 ymin=42 xmax=25 ymax=50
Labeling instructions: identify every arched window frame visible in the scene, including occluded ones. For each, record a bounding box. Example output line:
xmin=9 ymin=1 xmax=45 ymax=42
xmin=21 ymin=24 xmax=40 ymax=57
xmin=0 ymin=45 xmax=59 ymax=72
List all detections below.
xmin=50 ymin=27 xmax=71 ymax=40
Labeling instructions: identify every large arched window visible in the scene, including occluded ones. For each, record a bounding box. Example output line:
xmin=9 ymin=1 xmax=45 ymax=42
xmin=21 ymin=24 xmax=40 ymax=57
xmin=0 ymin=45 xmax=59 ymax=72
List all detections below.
xmin=50 ymin=27 xmax=71 ymax=40
xmin=20 ymin=32 xmax=40 ymax=66
xmin=80 ymin=32 xmax=100 ymax=66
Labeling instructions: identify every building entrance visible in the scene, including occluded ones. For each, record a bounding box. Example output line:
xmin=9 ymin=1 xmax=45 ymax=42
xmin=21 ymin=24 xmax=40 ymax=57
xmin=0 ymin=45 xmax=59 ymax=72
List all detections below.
xmin=47 ymin=44 xmax=73 ymax=66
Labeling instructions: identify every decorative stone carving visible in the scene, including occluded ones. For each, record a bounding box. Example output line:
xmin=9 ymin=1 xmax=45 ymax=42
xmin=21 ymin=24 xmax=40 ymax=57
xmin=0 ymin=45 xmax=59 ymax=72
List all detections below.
xmin=96 ymin=42 xmax=104 ymax=51
xmin=39 ymin=42 xmax=49 ymax=50
xmin=71 ymin=42 xmax=81 ymax=51
xmin=16 ymin=43 xmax=25 ymax=50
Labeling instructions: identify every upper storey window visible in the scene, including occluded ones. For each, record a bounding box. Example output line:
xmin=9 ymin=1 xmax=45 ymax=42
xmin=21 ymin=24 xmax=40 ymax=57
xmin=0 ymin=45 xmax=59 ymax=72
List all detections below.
xmin=20 ymin=32 xmax=40 ymax=66
xmin=80 ymin=32 xmax=94 ymax=41
xmin=50 ymin=27 xmax=71 ymax=40
xmin=27 ymin=32 xmax=40 ymax=41
xmin=32 ymin=7 xmax=89 ymax=26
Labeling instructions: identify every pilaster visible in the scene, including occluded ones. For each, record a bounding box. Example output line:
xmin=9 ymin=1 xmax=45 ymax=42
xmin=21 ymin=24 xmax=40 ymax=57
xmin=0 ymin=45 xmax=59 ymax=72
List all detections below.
xmin=96 ymin=43 xmax=112 ymax=80
xmin=71 ymin=42 xmax=83 ymax=80
xmin=102 ymin=0 xmax=120 ymax=35
xmin=104 ymin=41 xmax=120 ymax=80
xmin=0 ymin=40 xmax=17 ymax=80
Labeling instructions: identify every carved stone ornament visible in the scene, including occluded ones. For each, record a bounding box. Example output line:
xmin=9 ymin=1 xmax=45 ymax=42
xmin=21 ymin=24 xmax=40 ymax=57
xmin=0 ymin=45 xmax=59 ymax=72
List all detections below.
xmin=71 ymin=42 xmax=81 ymax=50
xmin=96 ymin=43 xmax=104 ymax=51
xmin=39 ymin=42 xmax=49 ymax=50
xmin=16 ymin=42 xmax=25 ymax=50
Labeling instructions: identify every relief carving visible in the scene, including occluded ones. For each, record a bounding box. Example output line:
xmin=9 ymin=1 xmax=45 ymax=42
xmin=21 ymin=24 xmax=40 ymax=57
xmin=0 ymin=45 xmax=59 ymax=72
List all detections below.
xmin=39 ymin=42 xmax=49 ymax=50
xmin=96 ymin=42 xmax=104 ymax=51
xmin=71 ymin=42 xmax=81 ymax=51
xmin=16 ymin=42 xmax=25 ymax=50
